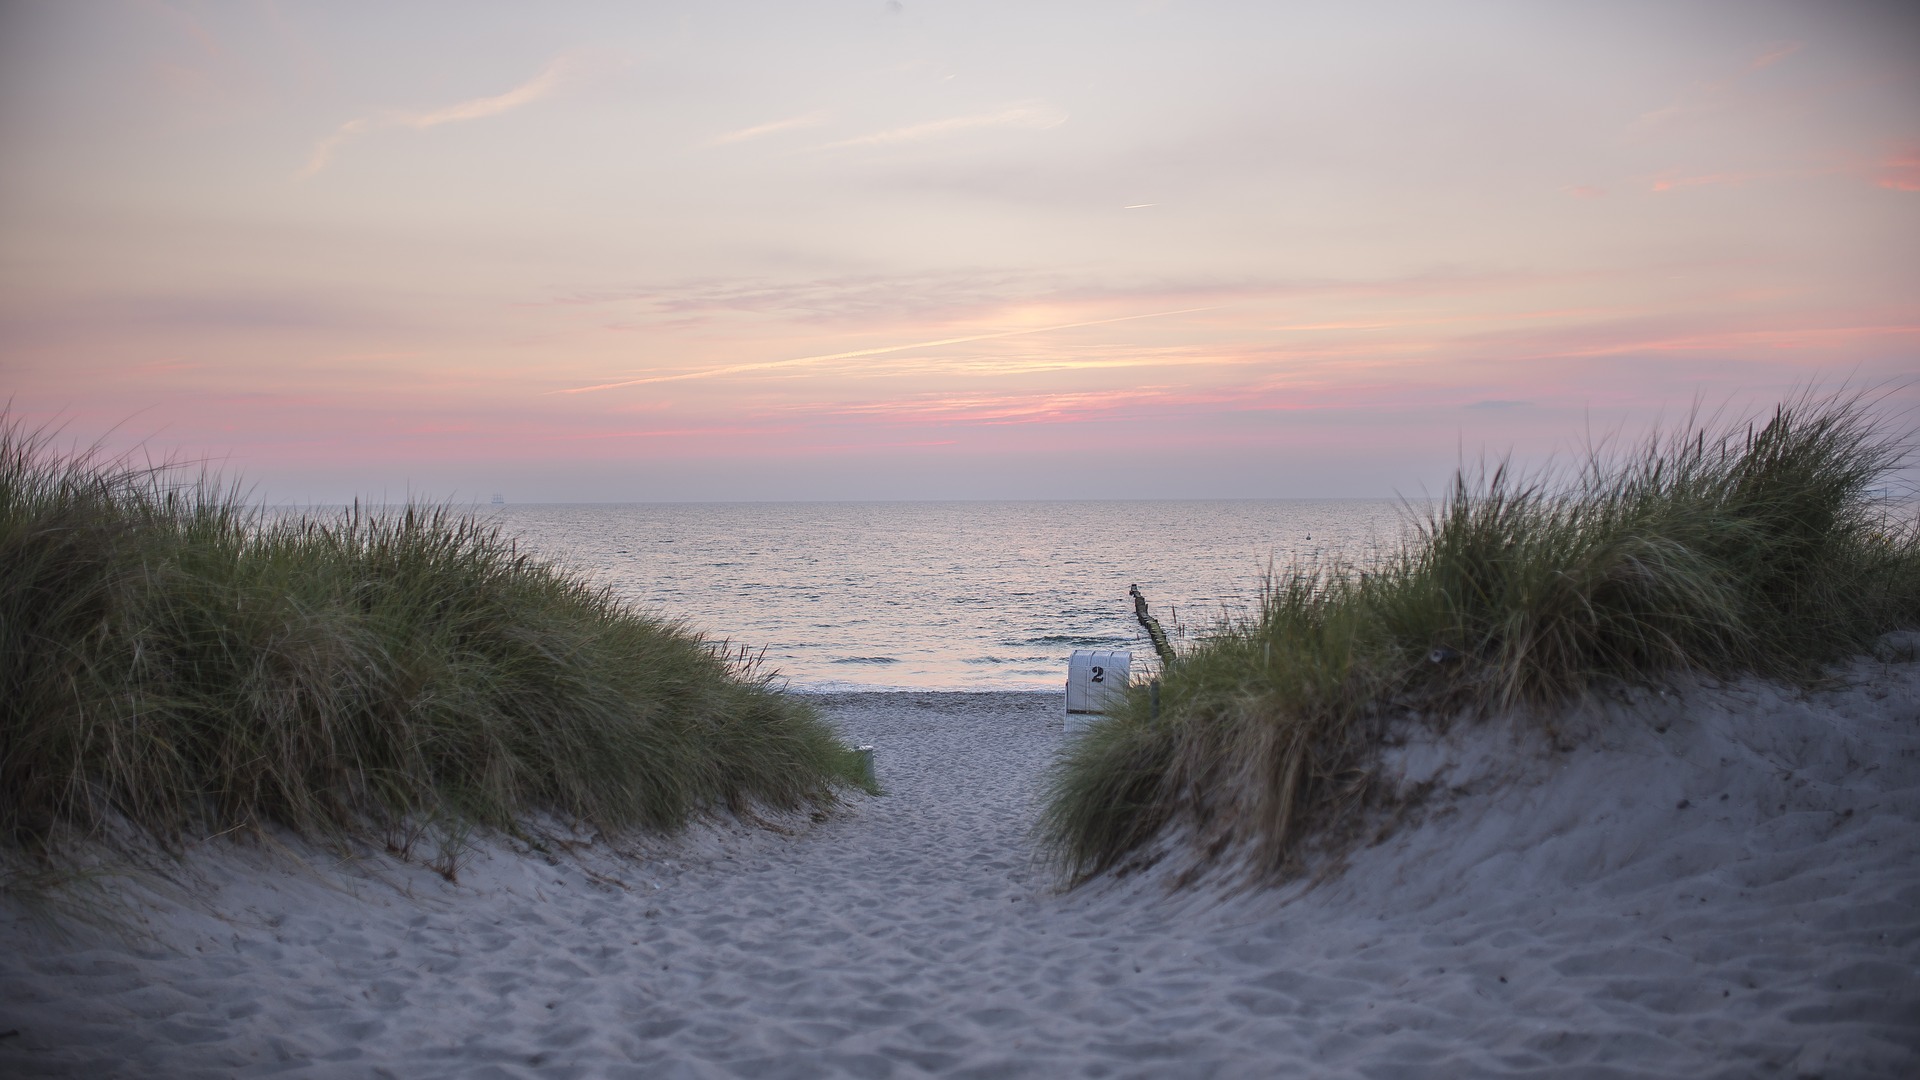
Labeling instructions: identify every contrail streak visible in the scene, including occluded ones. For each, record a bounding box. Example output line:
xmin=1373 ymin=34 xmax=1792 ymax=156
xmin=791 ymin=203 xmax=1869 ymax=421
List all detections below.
xmin=553 ymin=307 xmax=1220 ymax=394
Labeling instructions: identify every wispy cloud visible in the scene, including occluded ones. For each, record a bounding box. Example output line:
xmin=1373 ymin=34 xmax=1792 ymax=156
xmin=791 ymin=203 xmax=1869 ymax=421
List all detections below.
xmin=1648 ymin=160 xmax=1880 ymax=193
xmin=554 ymin=307 xmax=1217 ymax=394
xmin=543 ymin=424 xmax=791 ymax=442
xmin=822 ymin=103 xmax=1067 ymax=149
xmin=1651 ymin=171 xmax=1758 ymax=192
xmin=708 ymin=111 xmax=829 ymax=146
xmin=808 ymin=386 xmax=1202 ymax=428
xmin=1634 ymin=42 xmax=1800 ymax=133
xmin=1749 ymin=41 xmax=1801 ymax=71
xmin=301 ymin=55 xmax=578 ymax=177
xmin=1493 ymin=321 xmax=1920 ymax=362
xmin=1879 ymin=145 xmax=1920 ymax=192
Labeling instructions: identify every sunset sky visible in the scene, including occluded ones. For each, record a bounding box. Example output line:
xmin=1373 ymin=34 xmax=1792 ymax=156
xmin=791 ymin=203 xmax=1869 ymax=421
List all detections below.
xmin=3 ymin=0 xmax=1916 ymax=503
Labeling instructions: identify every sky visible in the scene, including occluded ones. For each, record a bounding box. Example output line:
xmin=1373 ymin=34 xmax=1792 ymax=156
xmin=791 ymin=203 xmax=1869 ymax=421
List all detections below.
xmin=2 ymin=0 xmax=1917 ymax=503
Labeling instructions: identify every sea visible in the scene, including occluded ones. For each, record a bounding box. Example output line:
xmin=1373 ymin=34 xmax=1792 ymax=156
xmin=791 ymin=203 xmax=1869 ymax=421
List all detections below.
xmin=489 ymin=501 xmax=1415 ymax=692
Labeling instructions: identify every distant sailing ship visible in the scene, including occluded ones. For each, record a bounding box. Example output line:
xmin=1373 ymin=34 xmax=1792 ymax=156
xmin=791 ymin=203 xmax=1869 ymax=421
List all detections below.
xmin=490 ymin=493 xmax=505 ymax=506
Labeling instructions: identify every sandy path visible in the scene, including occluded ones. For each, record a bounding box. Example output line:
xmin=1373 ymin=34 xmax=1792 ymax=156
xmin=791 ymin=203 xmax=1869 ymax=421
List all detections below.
xmin=4 ymin=670 xmax=1919 ymax=1078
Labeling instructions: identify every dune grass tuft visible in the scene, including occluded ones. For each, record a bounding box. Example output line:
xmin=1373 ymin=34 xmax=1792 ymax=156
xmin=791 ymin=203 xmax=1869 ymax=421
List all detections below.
xmin=0 ymin=418 xmax=871 ymax=860
xmin=1044 ymin=393 xmax=1920 ymax=883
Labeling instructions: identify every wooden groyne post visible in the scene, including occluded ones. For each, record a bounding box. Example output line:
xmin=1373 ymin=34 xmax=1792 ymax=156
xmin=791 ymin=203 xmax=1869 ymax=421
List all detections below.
xmin=1129 ymin=583 xmax=1176 ymax=668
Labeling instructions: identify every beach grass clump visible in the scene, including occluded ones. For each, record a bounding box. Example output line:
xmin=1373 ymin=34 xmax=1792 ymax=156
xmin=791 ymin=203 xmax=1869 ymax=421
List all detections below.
xmin=1044 ymin=393 xmax=1920 ymax=882
xmin=0 ymin=419 xmax=871 ymax=859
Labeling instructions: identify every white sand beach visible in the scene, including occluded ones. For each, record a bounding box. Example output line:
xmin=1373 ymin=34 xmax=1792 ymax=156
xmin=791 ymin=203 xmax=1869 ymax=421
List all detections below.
xmin=4 ymin=660 xmax=1918 ymax=1078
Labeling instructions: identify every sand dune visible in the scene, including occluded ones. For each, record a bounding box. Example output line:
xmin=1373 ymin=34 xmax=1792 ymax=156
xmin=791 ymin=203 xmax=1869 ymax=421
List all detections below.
xmin=4 ymin=661 xmax=1918 ymax=1078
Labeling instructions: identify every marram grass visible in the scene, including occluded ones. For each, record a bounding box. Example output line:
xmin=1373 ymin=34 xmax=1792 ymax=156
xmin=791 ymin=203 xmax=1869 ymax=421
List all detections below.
xmin=0 ymin=418 xmax=872 ymax=861
xmin=1044 ymin=394 xmax=1920 ymax=883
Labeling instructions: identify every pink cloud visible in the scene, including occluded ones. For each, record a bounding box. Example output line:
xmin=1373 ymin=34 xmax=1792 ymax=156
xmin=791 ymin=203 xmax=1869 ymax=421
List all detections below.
xmin=554 ymin=306 xmax=1220 ymax=393
xmin=1878 ymin=146 xmax=1920 ymax=192
xmin=1651 ymin=171 xmax=1758 ymax=192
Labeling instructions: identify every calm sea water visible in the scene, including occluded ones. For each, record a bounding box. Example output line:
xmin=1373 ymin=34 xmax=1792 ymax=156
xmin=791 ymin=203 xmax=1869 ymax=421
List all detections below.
xmin=490 ymin=501 xmax=1412 ymax=691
